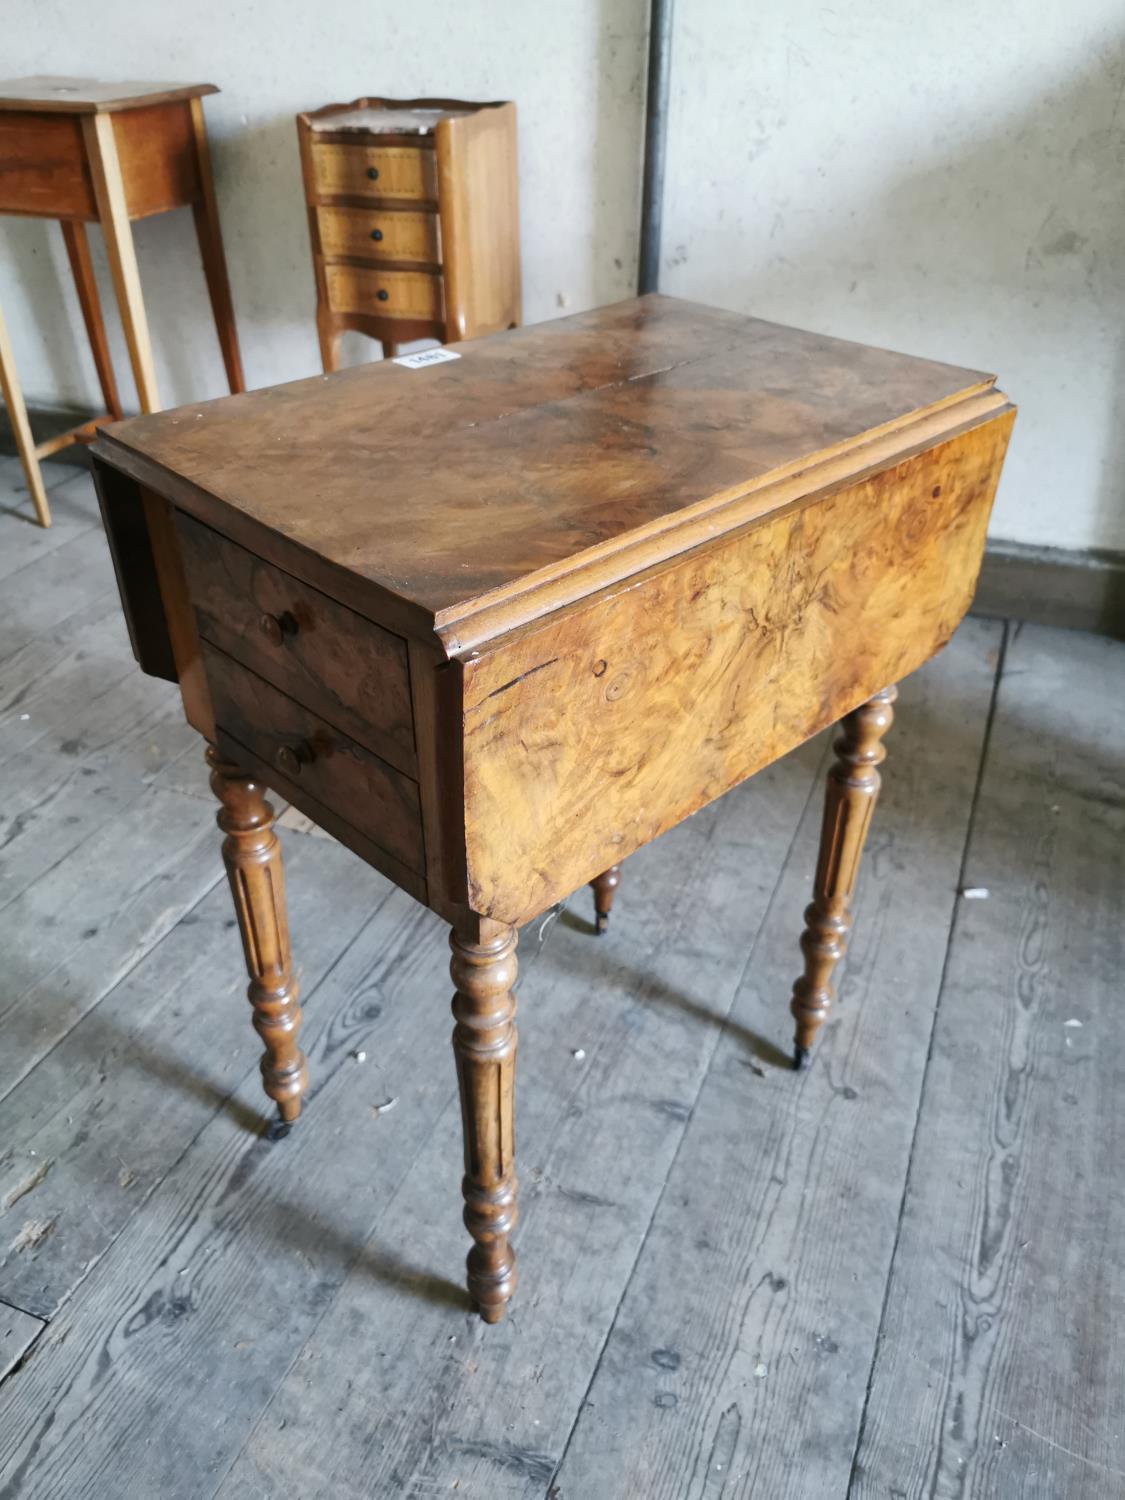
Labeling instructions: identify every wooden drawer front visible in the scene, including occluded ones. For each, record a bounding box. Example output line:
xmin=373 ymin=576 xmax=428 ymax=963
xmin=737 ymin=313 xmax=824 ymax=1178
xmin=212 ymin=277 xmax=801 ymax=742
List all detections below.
xmin=0 ymin=112 xmax=94 ymax=219
xmin=175 ymin=513 xmax=416 ymax=776
xmin=204 ymin=644 xmax=426 ymax=878
xmin=326 ymin=265 xmax=442 ymax=322
xmin=311 ymin=143 xmax=437 ymax=202
xmin=115 ymin=101 xmax=199 ymax=218
xmin=317 ymin=206 xmax=440 ymax=266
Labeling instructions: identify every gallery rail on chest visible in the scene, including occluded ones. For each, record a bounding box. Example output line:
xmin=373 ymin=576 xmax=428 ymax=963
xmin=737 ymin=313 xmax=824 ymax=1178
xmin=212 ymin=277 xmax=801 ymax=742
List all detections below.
xmin=91 ymin=294 xmax=1014 ymax=1322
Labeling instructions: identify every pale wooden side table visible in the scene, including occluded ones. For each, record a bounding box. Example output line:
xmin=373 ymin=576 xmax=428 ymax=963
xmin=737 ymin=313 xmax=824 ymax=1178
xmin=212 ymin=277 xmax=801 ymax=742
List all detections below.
xmin=0 ymin=76 xmax=244 ymax=525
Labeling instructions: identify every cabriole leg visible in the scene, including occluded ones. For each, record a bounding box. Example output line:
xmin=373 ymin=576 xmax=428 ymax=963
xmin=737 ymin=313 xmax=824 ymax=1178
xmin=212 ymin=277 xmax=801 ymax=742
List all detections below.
xmin=589 ymin=864 xmax=621 ymax=935
xmin=790 ymin=686 xmax=897 ymax=1069
xmin=450 ymin=917 xmax=518 ymax=1323
xmin=207 ymin=746 xmax=307 ymax=1123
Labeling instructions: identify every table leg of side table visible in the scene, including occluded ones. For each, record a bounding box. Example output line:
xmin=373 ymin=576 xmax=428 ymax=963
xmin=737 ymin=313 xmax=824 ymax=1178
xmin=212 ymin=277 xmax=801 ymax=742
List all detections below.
xmin=82 ymin=113 xmax=161 ymax=414
xmin=317 ymin=307 xmax=342 ymax=374
xmin=789 ymin=685 xmax=898 ymax=1070
xmin=206 ymin=747 xmax=308 ymax=1125
xmin=589 ymin=864 xmax=622 ymax=935
xmin=0 ymin=299 xmax=51 ymax=527
xmin=189 ymin=98 xmax=245 ymax=396
xmin=450 ymin=917 xmax=519 ymax=1323
xmin=60 ymin=222 xmax=123 ymax=421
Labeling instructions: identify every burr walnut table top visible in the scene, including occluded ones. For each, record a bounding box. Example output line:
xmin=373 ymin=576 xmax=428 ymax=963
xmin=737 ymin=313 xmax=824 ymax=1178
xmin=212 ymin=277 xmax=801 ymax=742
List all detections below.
xmin=93 ymin=294 xmax=1009 ymax=656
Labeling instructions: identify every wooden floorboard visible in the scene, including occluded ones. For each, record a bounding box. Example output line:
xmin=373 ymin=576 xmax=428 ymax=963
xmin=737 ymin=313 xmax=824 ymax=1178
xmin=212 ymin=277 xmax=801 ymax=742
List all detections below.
xmin=0 ymin=669 xmax=199 ymax=913
xmin=549 ymin=618 xmax=1003 ymax=1500
xmin=0 ymin=1301 xmax=44 ymax=1383
xmin=1 ymin=460 xmax=1121 ymax=1498
xmin=0 ymin=830 xmax=389 ymax=1319
xmin=0 ymin=526 xmax=119 ymax=665
xmin=0 ymin=733 xmax=822 ymax=1500
xmin=0 ymin=784 xmax=226 ymax=1104
xmin=0 ymin=464 xmax=102 ymax=583
xmin=0 ymin=885 xmax=565 ymax=1499
xmin=212 ymin=739 xmax=826 ymax=1500
xmin=851 ymin=624 xmax=1125 ymax=1499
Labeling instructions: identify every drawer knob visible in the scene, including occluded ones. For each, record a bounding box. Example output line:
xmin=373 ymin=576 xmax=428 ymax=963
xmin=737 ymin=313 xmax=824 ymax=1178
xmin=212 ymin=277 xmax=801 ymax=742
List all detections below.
xmin=366 ymin=166 xmax=380 ymax=181
xmin=259 ymin=610 xmax=297 ymax=647
xmin=275 ymin=741 xmax=312 ymax=779
xmin=376 ymin=288 xmax=389 ymax=302
xmin=370 ymin=228 xmax=384 ymax=241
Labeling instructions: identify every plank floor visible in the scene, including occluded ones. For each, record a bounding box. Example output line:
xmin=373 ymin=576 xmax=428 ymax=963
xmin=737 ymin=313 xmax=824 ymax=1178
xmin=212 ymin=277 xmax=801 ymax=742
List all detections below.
xmin=1 ymin=458 xmax=1122 ymax=1498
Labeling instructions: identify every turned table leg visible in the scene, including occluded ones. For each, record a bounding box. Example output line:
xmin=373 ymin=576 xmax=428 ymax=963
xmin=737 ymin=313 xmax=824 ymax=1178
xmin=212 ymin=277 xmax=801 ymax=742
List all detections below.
xmin=207 ymin=747 xmax=308 ymax=1123
xmin=450 ymin=917 xmax=518 ymax=1323
xmin=790 ymin=686 xmax=897 ymax=1070
xmin=589 ymin=864 xmax=622 ymax=935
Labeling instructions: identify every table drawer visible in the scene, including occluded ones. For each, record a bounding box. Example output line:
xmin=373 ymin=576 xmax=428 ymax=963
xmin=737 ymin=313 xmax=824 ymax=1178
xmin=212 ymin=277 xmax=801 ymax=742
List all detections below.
xmin=311 ymin=142 xmax=437 ymax=202
xmin=0 ymin=111 xmax=94 ymax=218
xmin=317 ymin=205 xmax=440 ymax=266
xmin=175 ymin=512 xmax=416 ymax=776
xmin=326 ymin=265 xmax=443 ymax=322
xmin=203 ymin=643 xmax=426 ymax=878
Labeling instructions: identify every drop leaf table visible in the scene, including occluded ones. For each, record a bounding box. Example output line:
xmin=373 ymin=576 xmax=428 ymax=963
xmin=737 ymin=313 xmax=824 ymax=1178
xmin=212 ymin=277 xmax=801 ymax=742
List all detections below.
xmin=90 ymin=295 xmax=1014 ymax=1323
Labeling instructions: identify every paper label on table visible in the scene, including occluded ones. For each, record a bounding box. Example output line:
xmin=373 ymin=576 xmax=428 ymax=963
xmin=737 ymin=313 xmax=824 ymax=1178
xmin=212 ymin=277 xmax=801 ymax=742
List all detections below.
xmin=393 ymin=348 xmax=461 ymax=369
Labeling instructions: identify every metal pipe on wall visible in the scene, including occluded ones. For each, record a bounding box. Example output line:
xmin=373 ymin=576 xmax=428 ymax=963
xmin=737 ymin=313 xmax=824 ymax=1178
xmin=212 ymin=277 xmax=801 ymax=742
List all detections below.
xmin=638 ymin=0 xmax=674 ymax=295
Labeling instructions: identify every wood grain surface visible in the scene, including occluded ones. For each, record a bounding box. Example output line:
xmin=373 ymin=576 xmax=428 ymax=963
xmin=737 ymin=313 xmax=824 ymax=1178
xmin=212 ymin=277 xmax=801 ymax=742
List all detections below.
xmin=0 ymin=1303 xmax=42 ymax=1382
xmin=0 ymin=461 xmax=1120 ymax=1500
xmin=458 ymin=415 xmax=1012 ymax=923
xmin=853 ymin=624 xmax=1125 ymax=1498
xmin=94 ymin=296 xmax=1006 ymax=634
xmin=315 ymin=205 xmax=440 ymax=264
xmin=551 ymin=619 xmax=1002 ymax=1500
xmin=203 ymin=644 xmax=425 ymax=878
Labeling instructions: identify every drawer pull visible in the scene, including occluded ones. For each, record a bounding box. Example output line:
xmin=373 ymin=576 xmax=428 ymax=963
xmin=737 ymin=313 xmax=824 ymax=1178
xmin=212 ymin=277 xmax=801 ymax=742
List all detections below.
xmin=275 ymin=741 xmax=313 ymax=778
xmin=376 ymin=288 xmax=389 ymax=302
xmin=366 ymin=166 xmax=380 ymax=181
xmin=259 ymin=610 xmax=298 ymax=646
xmin=370 ymin=227 xmax=383 ymax=241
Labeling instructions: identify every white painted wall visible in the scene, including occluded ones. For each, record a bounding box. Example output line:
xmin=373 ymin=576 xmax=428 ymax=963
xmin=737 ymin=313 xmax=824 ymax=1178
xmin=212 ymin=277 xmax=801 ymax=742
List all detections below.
xmin=3 ymin=0 xmax=1123 ymax=551
xmin=0 ymin=0 xmax=646 ymax=408
xmin=661 ymin=0 xmax=1125 ymax=552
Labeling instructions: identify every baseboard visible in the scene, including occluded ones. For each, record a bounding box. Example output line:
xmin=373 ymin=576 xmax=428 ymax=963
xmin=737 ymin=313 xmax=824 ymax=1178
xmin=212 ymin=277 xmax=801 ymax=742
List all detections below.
xmin=972 ymin=540 xmax=1125 ymax=640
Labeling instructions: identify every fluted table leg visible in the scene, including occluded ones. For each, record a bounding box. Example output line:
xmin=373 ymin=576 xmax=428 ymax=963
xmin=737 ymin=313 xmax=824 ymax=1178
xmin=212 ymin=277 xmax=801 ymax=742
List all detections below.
xmin=450 ymin=916 xmax=518 ymax=1323
xmin=790 ymin=686 xmax=897 ymax=1069
xmin=207 ymin=747 xmax=308 ymax=1123
xmin=589 ymin=864 xmax=622 ymax=935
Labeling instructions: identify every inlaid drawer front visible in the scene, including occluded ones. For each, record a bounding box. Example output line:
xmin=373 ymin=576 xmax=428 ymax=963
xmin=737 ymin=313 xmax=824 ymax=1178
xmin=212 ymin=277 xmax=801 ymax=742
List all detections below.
xmin=317 ymin=206 xmax=440 ymax=266
xmin=311 ymin=143 xmax=437 ymax=202
xmin=203 ymin=644 xmax=426 ymax=878
xmin=175 ymin=513 xmax=416 ymax=776
xmin=326 ymin=265 xmax=442 ymax=322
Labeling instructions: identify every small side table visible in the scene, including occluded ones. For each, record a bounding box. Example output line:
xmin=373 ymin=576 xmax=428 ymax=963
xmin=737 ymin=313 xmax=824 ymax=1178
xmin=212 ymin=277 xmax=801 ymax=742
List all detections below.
xmin=0 ymin=76 xmax=244 ymax=526
xmin=296 ymin=96 xmax=520 ymax=370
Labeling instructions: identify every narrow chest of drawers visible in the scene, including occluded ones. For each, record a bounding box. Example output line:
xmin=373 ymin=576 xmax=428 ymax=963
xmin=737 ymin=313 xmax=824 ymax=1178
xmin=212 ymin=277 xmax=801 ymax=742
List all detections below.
xmin=296 ymin=96 xmax=520 ymax=369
